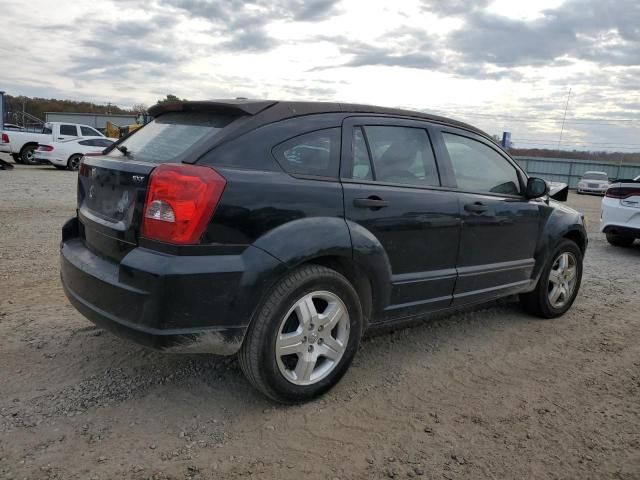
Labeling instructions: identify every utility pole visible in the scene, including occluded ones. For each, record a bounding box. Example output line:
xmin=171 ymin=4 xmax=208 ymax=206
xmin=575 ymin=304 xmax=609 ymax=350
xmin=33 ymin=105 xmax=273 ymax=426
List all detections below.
xmin=557 ymin=88 xmax=572 ymax=150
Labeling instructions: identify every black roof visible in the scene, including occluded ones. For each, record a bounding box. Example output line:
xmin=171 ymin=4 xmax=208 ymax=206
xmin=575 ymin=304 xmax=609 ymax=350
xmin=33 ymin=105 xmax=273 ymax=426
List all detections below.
xmin=148 ymin=99 xmax=491 ymax=140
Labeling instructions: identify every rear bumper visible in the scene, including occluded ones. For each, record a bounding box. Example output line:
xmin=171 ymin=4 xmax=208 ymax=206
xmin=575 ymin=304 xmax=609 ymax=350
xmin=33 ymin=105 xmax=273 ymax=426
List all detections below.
xmin=601 ymin=198 xmax=640 ymax=236
xmin=0 ymin=145 xmax=11 ymax=154
xmin=60 ymin=217 xmax=283 ymax=355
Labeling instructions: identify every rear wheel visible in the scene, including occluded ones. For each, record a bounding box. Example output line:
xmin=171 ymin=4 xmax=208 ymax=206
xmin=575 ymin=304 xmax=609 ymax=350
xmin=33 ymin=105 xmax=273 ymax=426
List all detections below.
xmin=67 ymin=154 xmax=82 ymax=171
xmin=239 ymin=264 xmax=363 ymax=403
xmin=520 ymin=239 xmax=583 ymax=318
xmin=606 ymin=233 xmax=635 ymax=247
xmin=20 ymin=144 xmax=38 ymax=165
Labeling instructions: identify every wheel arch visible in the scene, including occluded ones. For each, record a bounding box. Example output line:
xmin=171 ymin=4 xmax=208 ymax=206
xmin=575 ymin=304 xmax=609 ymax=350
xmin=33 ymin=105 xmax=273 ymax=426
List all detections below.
xmin=250 ymin=216 xmax=392 ymax=324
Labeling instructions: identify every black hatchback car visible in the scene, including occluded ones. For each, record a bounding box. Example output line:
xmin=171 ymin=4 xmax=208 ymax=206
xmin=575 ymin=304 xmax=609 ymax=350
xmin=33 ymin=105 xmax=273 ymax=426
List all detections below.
xmin=60 ymin=100 xmax=587 ymax=402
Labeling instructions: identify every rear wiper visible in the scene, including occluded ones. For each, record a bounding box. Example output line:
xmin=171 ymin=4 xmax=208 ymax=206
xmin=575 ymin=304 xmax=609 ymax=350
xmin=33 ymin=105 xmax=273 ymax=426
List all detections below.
xmin=116 ymin=145 xmax=131 ymax=156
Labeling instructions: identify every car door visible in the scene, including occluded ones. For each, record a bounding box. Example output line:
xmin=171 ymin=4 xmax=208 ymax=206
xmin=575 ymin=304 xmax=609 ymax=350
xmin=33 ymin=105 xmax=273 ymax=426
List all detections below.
xmin=433 ymin=127 xmax=541 ymax=306
xmin=57 ymin=124 xmax=79 ymax=141
xmin=341 ymin=117 xmax=461 ymax=321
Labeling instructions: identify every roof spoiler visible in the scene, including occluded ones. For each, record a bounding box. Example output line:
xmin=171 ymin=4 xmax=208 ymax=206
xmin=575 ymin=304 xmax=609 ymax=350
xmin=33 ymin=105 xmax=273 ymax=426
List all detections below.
xmin=148 ymin=100 xmax=277 ymax=118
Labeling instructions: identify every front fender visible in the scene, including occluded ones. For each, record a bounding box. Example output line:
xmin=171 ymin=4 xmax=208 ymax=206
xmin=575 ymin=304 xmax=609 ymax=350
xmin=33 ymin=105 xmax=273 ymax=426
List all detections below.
xmin=532 ymin=202 xmax=587 ymax=283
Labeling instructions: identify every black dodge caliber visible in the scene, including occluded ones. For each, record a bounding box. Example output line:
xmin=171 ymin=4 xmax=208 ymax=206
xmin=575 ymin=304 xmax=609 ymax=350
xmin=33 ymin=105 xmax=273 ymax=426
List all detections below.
xmin=61 ymin=100 xmax=587 ymax=402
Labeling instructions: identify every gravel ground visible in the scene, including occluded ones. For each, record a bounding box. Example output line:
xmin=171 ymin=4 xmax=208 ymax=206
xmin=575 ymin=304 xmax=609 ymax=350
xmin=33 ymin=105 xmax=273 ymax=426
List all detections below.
xmin=1 ymin=157 xmax=639 ymax=480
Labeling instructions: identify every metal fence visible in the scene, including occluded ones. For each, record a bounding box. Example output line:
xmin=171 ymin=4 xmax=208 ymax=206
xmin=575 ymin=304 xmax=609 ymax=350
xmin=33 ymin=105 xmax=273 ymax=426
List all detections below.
xmin=514 ymin=156 xmax=640 ymax=188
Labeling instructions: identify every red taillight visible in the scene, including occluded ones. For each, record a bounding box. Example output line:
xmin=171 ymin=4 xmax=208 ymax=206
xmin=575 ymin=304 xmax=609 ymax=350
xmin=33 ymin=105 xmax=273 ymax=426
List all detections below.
xmin=141 ymin=164 xmax=226 ymax=245
xmin=1 ymin=133 xmax=9 ymax=144
xmin=37 ymin=144 xmax=54 ymax=151
xmin=606 ymin=187 xmax=640 ymax=199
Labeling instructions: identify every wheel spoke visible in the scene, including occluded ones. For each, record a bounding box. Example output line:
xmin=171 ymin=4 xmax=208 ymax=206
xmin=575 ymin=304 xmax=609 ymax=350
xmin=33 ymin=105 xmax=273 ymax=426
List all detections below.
xmin=319 ymin=301 xmax=344 ymax=331
xmin=276 ymin=330 xmax=306 ymax=356
xmin=294 ymin=352 xmax=317 ymax=382
xmin=549 ymin=285 xmax=562 ymax=304
xmin=565 ymin=266 xmax=577 ymax=281
xmin=295 ymin=296 xmax=318 ymax=328
xmin=548 ymin=269 xmax=561 ymax=284
xmin=319 ymin=337 xmax=343 ymax=361
xmin=558 ymin=253 xmax=568 ymax=271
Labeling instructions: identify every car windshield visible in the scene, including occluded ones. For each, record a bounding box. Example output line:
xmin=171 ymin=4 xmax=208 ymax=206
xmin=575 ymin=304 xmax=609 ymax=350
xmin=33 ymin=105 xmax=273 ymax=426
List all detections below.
xmin=108 ymin=111 xmax=240 ymax=164
xmin=582 ymin=173 xmax=608 ymax=181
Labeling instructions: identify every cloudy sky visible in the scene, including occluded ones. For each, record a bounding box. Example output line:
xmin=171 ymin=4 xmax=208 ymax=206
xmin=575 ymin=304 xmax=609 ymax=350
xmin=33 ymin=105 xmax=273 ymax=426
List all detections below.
xmin=1 ymin=0 xmax=639 ymax=151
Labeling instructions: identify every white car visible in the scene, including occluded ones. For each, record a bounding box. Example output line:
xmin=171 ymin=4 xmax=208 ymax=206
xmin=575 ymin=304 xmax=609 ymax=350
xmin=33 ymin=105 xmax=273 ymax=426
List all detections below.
xmin=34 ymin=137 xmax=115 ymax=171
xmin=576 ymin=171 xmax=609 ymax=195
xmin=601 ymin=175 xmax=640 ymax=247
xmin=0 ymin=122 xmax=108 ymax=165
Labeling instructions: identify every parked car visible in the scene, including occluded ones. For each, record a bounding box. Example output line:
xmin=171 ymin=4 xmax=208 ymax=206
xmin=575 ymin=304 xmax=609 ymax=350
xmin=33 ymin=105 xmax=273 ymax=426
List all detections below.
xmin=34 ymin=137 xmax=115 ymax=171
xmin=60 ymin=100 xmax=588 ymax=402
xmin=0 ymin=122 xmax=107 ymax=165
xmin=601 ymin=175 xmax=640 ymax=247
xmin=576 ymin=171 xmax=609 ymax=195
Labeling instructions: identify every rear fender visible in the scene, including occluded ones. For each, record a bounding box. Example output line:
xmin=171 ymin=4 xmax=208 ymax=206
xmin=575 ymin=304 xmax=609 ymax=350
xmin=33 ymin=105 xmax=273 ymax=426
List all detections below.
xmin=252 ymin=217 xmax=393 ymax=318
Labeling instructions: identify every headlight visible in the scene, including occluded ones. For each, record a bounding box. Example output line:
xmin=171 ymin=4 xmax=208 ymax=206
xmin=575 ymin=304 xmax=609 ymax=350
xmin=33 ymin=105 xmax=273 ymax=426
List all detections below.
xmin=577 ymin=182 xmax=585 ymax=187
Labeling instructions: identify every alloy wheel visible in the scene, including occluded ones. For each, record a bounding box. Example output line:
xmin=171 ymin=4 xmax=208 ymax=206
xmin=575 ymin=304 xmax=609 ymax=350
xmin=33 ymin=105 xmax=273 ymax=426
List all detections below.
xmin=547 ymin=252 xmax=578 ymax=309
xmin=275 ymin=291 xmax=350 ymax=386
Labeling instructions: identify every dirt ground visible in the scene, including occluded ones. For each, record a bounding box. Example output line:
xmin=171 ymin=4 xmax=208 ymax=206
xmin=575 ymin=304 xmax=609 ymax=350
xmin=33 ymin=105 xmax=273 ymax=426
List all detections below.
xmin=1 ymin=158 xmax=639 ymax=480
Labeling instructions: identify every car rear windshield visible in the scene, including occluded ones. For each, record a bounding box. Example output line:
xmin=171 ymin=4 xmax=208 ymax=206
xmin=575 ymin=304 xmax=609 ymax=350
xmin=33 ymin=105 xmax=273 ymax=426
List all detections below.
xmin=582 ymin=173 xmax=608 ymax=180
xmin=108 ymin=111 xmax=239 ymax=163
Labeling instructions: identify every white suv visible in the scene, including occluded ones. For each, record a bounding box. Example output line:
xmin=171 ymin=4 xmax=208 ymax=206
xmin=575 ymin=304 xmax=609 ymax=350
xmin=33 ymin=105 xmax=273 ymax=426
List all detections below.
xmin=601 ymin=176 xmax=640 ymax=247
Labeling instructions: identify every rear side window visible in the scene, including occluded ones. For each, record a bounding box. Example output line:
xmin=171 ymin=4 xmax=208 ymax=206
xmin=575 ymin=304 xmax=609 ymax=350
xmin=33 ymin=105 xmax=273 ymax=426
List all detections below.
xmin=443 ymin=133 xmax=521 ymax=195
xmin=349 ymin=125 xmax=440 ymax=187
xmin=272 ymin=128 xmax=341 ymax=178
xmin=352 ymin=127 xmax=372 ymax=180
xmin=109 ymin=111 xmax=239 ymax=164
xmin=80 ymin=126 xmax=101 ymax=137
xmin=60 ymin=125 xmax=78 ymax=136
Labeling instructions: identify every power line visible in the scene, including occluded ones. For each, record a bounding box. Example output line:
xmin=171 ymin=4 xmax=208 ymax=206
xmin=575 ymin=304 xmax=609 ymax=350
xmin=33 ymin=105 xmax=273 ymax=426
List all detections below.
xmin=516 ymin=138 xmax=640 ymax=146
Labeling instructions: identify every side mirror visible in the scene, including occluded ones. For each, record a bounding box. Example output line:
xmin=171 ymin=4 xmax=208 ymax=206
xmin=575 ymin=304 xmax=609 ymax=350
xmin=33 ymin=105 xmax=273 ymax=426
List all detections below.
xmin=525 ymin=177 xmax=549 ymax=199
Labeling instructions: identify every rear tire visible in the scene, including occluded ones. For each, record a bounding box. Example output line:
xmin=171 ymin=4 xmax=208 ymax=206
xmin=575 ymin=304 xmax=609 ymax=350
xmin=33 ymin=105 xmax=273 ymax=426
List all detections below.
xmin=606 ymin=233 xmax=635 ymax=247
xmin=67 ymin=154 xmax=82 ymax=171
xmin=520 ymin=239 xmax=583 ymax=319
xmin=20 ymin=144 xmax=38 ymax=165
xmin=239 ymin=264 xmax=363 ymax=403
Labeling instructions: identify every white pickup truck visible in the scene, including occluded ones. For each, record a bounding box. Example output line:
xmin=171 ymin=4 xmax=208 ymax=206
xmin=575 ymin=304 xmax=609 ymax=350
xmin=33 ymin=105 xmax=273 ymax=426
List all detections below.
xmin=0 ymin=122 xmax=107 ymax=165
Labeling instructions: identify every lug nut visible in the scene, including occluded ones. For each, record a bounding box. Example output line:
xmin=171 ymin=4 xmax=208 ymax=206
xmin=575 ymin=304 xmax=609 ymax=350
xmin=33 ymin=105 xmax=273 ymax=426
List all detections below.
xmin=302 ymin=336 xmax=307 ymax=343
xmin=308 ymin=345 xmax=314 ymax=352
xmin=318 ymin=338 xmax=324 ymax=345
xmin=318 ymin=325 xmax=324 ymax=332
xmin=309 ymin=323 xmax=315 ymax=330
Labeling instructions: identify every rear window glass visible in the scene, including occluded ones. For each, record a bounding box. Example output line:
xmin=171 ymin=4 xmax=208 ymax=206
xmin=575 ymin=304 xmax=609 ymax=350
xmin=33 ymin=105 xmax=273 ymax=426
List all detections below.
xmin=272 ymin=128 xmax=341 ymax=178
xmin=109 ymin=111 xmax=239 ymax=164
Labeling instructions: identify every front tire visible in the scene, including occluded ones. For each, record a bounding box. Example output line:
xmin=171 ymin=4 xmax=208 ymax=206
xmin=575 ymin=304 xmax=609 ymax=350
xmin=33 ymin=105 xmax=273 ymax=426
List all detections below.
xmin=239 ymin=264 xmax=363 ymax=403
xmin=520 ymin=239 xmax=583 ymax=318
xmin=606 ymin=233 xmax=635 ymax=247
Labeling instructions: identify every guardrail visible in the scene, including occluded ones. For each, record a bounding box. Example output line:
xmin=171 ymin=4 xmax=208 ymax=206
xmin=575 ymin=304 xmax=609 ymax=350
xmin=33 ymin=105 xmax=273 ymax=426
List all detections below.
xmin=514 ymin=156 xmax=640 ymax=188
